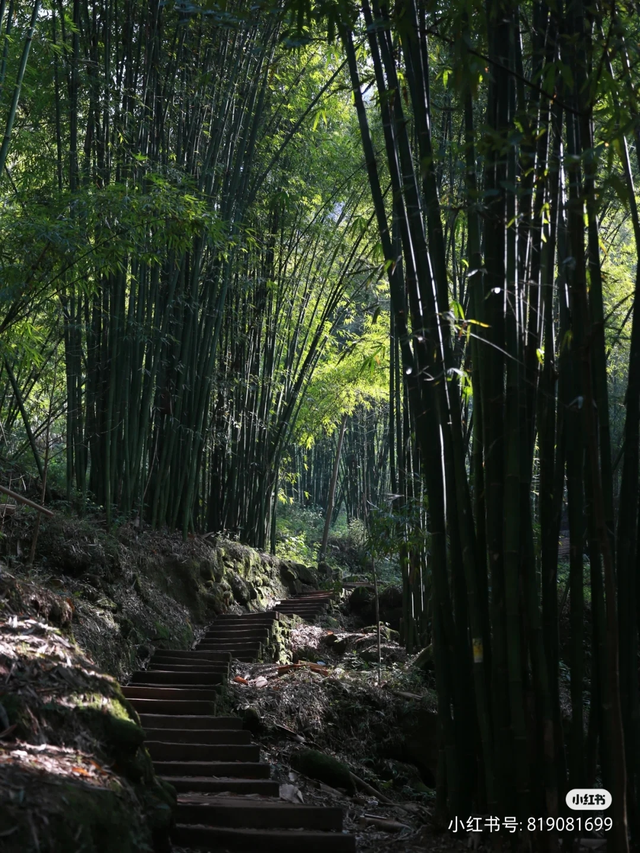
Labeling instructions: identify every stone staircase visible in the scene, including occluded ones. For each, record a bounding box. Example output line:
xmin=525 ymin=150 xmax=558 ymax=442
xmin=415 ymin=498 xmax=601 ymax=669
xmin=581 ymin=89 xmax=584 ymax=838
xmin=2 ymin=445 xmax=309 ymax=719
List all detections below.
xmin=274 ymin=590 xmax=335 ymax=620
xmin=122 ymin=592 xmax=355 ymax=852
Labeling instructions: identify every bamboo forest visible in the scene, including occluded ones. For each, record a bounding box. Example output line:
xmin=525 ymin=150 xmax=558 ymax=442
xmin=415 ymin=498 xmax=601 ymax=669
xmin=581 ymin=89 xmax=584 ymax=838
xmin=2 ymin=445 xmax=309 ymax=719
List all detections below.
xmin=1 ymin=0 xmax=640 ymax=851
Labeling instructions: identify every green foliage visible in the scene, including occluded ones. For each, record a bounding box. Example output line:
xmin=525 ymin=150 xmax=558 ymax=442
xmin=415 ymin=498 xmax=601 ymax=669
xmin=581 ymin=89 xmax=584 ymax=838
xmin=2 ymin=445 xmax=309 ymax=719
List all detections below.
xmin=295 ymin=309 xmax=390 ymax=447
xmin=275 ymin=504 xmax=325 ymax=563
xmin=367 ymin=501 xmax=428 ymax=560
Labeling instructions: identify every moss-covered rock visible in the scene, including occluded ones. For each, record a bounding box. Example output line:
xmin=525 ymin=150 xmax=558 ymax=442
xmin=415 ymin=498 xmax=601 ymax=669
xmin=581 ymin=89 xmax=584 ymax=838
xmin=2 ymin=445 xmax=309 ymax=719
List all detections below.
xmin=317 ymin=561 xmax=334 ymax=583
xmin=378 ymin=585 xmax=403 ymax=630
xmin=279 ymin=561 xmax=319 ymax=595
xmin=290 ymin=749 xmax=355 ymax=793
xmin=228 ymin=572 xmax=253 ymax=605
xmin=361 ymin=624 xmax=400 ymax=642
xmin=206 ymin=579 xmax=232 ymax=611
xmin=292 ymin=563 xmax=319 ymax=587
xmin=242 ymin=705 xmax=263 ymax=734
xmin=0 ymin=617 xmax=175 ymax=852
xmin=105 ymin=713 xmax=145 ymax=752
xmin=198 ymin=558 xmax=219 ymax=581
xmin=348 ymin=586 xmax=375 ymax=621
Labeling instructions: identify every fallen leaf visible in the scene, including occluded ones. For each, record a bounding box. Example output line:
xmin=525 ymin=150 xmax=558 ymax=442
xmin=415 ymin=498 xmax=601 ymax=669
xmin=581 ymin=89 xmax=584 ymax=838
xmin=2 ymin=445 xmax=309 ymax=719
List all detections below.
xmin=280 ymin=783 xmax=304 ymax=803
xmin=233 ymin=676 xmax=248 ymax=685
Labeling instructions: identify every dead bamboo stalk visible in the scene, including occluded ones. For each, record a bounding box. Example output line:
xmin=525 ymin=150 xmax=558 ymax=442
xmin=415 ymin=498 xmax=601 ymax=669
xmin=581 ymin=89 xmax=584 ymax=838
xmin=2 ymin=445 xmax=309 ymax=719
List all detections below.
xmin=0 ymin=484 xmax=53 ymax=517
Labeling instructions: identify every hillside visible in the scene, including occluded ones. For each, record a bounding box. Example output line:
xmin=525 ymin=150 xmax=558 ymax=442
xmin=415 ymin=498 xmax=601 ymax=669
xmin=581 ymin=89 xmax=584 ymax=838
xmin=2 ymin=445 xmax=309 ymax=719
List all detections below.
xmin=0 ymin=507 xmax=443 ymax=852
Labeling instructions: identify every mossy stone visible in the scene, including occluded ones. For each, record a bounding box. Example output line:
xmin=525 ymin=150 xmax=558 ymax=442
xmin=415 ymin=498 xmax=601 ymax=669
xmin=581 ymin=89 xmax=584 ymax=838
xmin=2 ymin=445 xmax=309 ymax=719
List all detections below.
xmin=142 ymin=787 xmax=174 ymax=831
xmin=348 ymin=586 xmax=375 ymax=623
xmin=106 ymin=715 xmax=145 ymax=753
xmin=290 ymin=749 xmax=355 ymax=793
xmin=293 ymin=564 xmax=319 ymax=587
xmin=199 ymin=560 xmax=215 ymax=581
xmin=242 ymin=705 xmax=263 ymax=734
xmin=156 ymin=777 xmax=178 ymax=804
xmin=228 ymin=572 xmax=251 ymax=605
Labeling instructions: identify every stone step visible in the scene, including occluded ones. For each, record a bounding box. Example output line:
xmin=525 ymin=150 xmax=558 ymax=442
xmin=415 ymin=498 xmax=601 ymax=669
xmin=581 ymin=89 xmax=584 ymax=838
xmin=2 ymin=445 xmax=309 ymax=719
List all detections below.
xmin=162 ymin=776 xmax=279 ymax=796
xmin=127 ymin=698 xmax=218 ymax=715
xmin=130 ymin=670 xmax=225 ymax=686
xmin=275 ymin=605 xmax=326 ymax=613
xmin=275 ymin=606 xmax=324 ymax=612
xmin=275 ymin=609 xmax=324 ymax=617
xmin=196 ymin=645 xmax=261 ymax=655
xmin=146 ymin=741 xmax=261 ymax=762
xmin=152 ymin=650 xmax=231 ymax=662
xmin=196 ymin=652 xmax=261 ymax=662
xmin=133 ymin=607 xmax=354 ymax=853
xmin=176 ymin=798 xmax=343 ymax=831
xmin=204 ymin=628 xmax=270 ymax=639
xmin=147 ymin=659 xmax=229 ymax=670
xmin=283 ymin=593 xmax=333 ymax=599
xmin=143 ymin=728 xmax=251 ymax=745
xmin=154 ymin=760 xmax=271 ymax=778
xmin=139 ymin=715 xmax=243 ymax=730
xmin=122 ymin=685 xmax=220 ymax=701
xmin=212 ymin=614 xmax=277 ymax=622
xmin=287 ymin=592 xmax=332 ymax=597
xmin=171 ymin=825 xmax=356 ymax=853
xmin=147 ymin=662 xmax=229 ymax=672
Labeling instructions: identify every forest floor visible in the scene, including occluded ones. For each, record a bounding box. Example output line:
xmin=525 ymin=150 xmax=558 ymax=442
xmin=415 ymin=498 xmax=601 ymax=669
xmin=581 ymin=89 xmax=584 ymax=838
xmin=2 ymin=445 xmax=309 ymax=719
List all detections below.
xmin=220 ymin=618 xmax=470 ymax=853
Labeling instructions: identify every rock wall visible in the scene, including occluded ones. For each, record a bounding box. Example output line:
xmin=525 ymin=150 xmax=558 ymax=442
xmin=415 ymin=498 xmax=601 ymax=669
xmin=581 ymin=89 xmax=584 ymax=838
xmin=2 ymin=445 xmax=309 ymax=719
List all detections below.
xmin=1 ymin=513 xmax=325 ymax=679
xmin=0 ymin=616 xmax=174 ymax=853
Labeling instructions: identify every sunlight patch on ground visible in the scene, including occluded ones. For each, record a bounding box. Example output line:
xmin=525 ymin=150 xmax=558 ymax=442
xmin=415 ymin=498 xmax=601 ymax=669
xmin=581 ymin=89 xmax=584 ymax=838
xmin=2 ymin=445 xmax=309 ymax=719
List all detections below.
xmin=0 ymin=741 xmax=120 ymax=788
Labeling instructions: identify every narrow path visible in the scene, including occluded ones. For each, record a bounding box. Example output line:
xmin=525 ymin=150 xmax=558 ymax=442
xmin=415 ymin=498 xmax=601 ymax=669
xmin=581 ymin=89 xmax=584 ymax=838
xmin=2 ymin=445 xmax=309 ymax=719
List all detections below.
xmin=123 ymin=593 xmax=356 ymax=853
